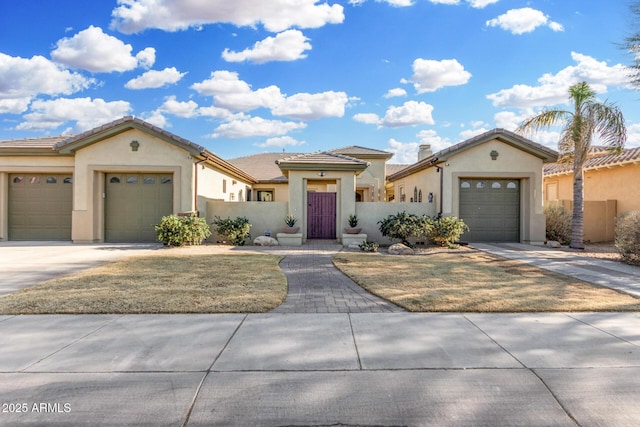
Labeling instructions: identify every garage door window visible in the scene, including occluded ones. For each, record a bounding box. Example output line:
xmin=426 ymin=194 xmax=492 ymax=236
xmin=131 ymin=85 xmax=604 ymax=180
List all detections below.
xmin=13 ymin=176 xmax=23 ymax=184
xmin=507 ymin=181 xmax=517 ymax=189
xmin=492 ymin=182 xmax=502 ymax=189
xmin=127 ymin=176 xmax=138 ymax=184
xmin=29 ymin=176 xmax=40 ymax=184
xmin=144 ymin=177 xmax=155 ymax=184
xmin=46 ymin=177 xmax=57 ymax=184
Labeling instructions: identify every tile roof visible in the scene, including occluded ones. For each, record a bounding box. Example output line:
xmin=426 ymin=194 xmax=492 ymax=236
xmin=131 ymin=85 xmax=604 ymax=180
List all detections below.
xmin=544 ymin=146 xmax=640 ymax=176
xmin=228 ymin=153 xmax=296 ymax=182
xmin=277 ymin=151 xmax=369 ymax=165
xmin=329 ymin=145 xmax=393 ymax=158
xmin=0 ymin=135 xmax=70 ymax=150
xmin=386 ymin=164 xmax=410 ymax=176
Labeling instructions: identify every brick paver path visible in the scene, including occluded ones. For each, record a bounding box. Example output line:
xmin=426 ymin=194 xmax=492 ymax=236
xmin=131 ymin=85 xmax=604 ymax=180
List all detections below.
xmin=270 ymin=240 xmax=404 ymax=313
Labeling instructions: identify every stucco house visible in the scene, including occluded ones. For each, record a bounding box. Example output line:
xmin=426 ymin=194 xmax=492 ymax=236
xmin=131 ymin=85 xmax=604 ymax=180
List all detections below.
xmin=0 ymin=117 xmax=557 ymax=245
xmin=0 ymin=116 xmax=255 ymax=243
xmin=387 ymin=129 xmax=558 ymax=243
xmin=543 ymin=146 xmax=640 ymax=242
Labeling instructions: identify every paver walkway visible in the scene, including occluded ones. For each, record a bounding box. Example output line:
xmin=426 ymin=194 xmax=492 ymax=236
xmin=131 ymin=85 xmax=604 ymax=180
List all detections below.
xmin=268 ymin=240 xmax=404 ymax=313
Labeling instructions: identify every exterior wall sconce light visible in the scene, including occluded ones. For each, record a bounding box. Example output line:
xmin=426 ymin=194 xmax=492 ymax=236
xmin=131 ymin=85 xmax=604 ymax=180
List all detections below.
xmin=490 ymin=150 xmax=499 ymax=160
xmin=130 ymin=140 xmax=140 ymax=151
xmin=428 ymin=192 xmax=434 ymax=203
xmin=318 ymin=171 xmax=326 ymax=177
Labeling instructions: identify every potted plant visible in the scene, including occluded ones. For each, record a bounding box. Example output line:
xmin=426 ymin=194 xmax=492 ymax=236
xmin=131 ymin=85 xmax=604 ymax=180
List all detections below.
xmin=283 ymin=214 xmax=299 ymax=233
xmin=344 ymin=214 xmax=361 ymax=234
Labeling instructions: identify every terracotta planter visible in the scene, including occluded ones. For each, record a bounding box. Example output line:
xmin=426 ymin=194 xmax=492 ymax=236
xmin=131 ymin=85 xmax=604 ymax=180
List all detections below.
xmin=282 ymin=226 xmax=300 ymax=234
xmin=344 ymin=227 xmax=362 ymax=234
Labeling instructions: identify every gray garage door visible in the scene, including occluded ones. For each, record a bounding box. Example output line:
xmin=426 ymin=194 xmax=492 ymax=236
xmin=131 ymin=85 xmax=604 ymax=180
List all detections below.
xmin=459 ymin=178 xmax=520 ymax=242
xmin=8 ymin=174 xmax=73 ymax=240
xmin=105 ymin=173 xmax=173 ymax=242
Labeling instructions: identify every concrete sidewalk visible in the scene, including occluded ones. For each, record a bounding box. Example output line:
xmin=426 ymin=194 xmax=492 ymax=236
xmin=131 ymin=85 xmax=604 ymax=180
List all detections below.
xmin=473 ymin=242 xmax=640 ymax=297
xmin=1 ymin=312 xmax=640 ymax=426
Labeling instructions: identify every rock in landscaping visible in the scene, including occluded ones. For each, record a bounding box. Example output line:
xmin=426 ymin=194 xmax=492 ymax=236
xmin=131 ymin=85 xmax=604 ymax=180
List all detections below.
xmin=388 ymin=243 xmax=414 ymax=255
xmin=347 ymin=242 xmax=361 ymax=249
xmin=254 ymin=236 xmax=279 ymax=246
xmin=546 ymin=240 xmax=562 ymax=248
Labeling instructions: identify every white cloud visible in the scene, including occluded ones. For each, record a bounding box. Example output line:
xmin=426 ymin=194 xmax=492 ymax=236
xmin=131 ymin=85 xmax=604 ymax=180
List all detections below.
xmin=16 ymin=97 xmax=132 ymax=132
xmin=192 ymin=70 xmax=348 ymax=119
xmin=467 ymin=0 xmax=499 ymax=8
xmin=157 ymin=96 xmax=199 ymax=118
xmin=384 ymin=88 xmax=407 ymax=98
xmin=487 ymin=52 xmax=631 ymax=109
xmin=125 ymin=67 xmax=187 ymax=89
xmin=417 ymin=129 xmax=451 ymax=152
xmin=0 ymin=53 xmax=94 ymax=114
xmin=271 ymin=91 xmax=348 ymax=120
xmin=382 ymin=101 xmax=435 ymax=127
xmin=403 ymin=58 xmax=471 ymax=93
xmin=486 ymin=7 xmax=563 ymax=35
xmin=353 ymin=113 xmax=382 ymax=125
xmin=212 ymin=116 xmax=306 ymax=138
xmin=386 ymin=138 xmax=419 ymax=164
xmin=255 ymin=136 xmax=306 ymax=148
xmin=51 ymin=26 xmax=155 ymax=72
xmin=459 ymin=127 xmax=490 ymax=140
xmin=493 ymin=110 xmax=527 ymax=130
xmin=627 ymin=123 xmax=640 ymax=148
xmin=111 ymin=0 xmax=344 ymax=34
xmin=353 ymin=101 xmax=435 ymax=128
xmin=141 ymin=110 xmax=168 ymax=128
xmin=222 ymin=30 xmax=311 ymax=64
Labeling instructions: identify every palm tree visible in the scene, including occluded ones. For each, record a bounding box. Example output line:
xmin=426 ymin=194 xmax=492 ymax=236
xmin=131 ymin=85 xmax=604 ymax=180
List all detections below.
xmin=517 ymin=81 xmax=626 ymax=249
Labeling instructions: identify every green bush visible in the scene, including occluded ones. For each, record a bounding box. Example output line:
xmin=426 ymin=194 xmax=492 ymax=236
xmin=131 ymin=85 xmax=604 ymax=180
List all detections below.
xmin=359 ymin=241 xmax=379 ymax=252
xmin=155 ymin=214 xmax=211 ymax=247
xmin=425 ymin=216 xmax=469 ymax=248
xmin=212 ymin=216 xmax=252 ymax=246
xmin=378 ymin=211 xmax=422 ymax=247
xmin=544 ymin=204 xmax=572 ymax=245
xmin=616 ymin=211 xmax=640 ymax=266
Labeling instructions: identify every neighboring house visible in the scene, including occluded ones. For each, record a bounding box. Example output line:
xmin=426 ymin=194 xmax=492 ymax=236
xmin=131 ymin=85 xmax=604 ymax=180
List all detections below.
xmin=0 ymin=116 xmax=255 ymax=243
xmin=387 ymin=129 xmax=558 ymax=243
xmin=543 ymin=146 xmax=640 ymax=242
xmin=0 ymin=118 xmax=557 ymax=244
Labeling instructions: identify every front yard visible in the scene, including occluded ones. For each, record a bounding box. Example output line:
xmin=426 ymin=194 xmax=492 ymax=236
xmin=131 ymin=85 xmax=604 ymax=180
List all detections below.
xmin=332 ymin=248 xmax=640 ymax=312
xmin=0 ymin=250 xmax=286 ymax=314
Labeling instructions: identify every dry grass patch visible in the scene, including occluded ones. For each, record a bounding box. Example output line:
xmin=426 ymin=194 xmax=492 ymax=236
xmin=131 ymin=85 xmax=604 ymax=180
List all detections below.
xmin=332 ymin=250 xmax=640 ymax=312
xmin=0 ymin=253 xmax=286 ymax=314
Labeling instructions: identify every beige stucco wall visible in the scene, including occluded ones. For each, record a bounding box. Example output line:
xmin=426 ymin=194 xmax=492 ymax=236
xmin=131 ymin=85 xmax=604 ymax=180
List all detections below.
xmin=250 ymin=183 xmax=289 ymax=202
xmin=206 ymin=200 xmax=288 ymax=243
xmin=444 ymin=140 xmax=546 ymax=244
xmin=71 ymin=128 xmax=195 ymax=242
xmin=392 ymin=167 xmax=440 ymax=207
xmin=355 ymin=158 xmax=386 ymax=201
xmin=545 ymin=164 xmax=640 ymax=215
xmin=0 ymin=156 xmax=75 ymax=241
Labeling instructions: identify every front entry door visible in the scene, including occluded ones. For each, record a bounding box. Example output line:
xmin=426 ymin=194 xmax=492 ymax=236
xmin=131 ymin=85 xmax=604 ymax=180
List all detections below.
xmin=307 ymin=192 xmax=336 ymax=239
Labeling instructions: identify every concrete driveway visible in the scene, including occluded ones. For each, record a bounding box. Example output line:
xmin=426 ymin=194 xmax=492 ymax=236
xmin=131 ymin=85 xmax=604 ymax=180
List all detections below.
xmin=0 ymin=241 xmax=160 ymax=295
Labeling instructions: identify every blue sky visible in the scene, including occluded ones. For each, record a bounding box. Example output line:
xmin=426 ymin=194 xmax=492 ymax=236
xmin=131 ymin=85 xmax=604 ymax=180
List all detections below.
xmin=1 ymin=0 xmax=638 ymax=163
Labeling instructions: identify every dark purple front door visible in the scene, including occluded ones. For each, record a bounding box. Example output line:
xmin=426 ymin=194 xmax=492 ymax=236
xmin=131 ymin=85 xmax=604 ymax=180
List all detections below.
xmin=307 ymin=192 xmax=336 ymax=239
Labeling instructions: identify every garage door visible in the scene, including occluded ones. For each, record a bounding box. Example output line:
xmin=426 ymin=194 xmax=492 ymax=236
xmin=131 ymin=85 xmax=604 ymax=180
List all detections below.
xmin=459 ymin=179 xmax=520 ymax=242
xmin=8 ymin=174 xmax=73 ymax=240
xmin=105 ymin=173 xmax=173 ymax=242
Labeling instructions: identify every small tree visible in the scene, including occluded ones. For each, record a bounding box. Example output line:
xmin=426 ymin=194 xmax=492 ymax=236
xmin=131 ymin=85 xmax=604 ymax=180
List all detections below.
xmin=425 ymin=216 xmax=469 ymax=248
xmin=544 ymin=204 xmax=572 ymax=245
xmin=378 ymin=211 xmax=422 ymax=247
xmin=212 ymin=216 xmax=252 ymax=246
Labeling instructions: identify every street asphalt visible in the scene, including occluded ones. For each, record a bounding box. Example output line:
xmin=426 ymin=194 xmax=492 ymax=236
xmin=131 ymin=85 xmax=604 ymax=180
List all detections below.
xmin=0 ymin=240 xmax=639 ymax=426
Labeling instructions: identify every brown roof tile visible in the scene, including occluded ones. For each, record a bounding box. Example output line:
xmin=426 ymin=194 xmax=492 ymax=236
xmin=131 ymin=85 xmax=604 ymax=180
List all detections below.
xmin=0 ymin=135 xmax=70 ymax=150
xmin=228 ymin=153 xmax=296 ymax=182
xmin=544 ymin=146 xmax=640 ymax=175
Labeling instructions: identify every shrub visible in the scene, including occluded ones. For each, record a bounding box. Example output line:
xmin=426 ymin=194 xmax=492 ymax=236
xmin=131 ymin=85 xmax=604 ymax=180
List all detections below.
xmin=359 ymin=241 xmax=379 ymax=252
xmin=425 ymin=216 xmax=469 ymax=248
xmin=544 ymin=204 xmax=572 ymax=245
xmin=212 ymin=216 xmax=252 ymax=246
xmin=616 ymin=211 xmax=640 ymax=266
xmin=378 ymin=211 xmax=422 ymax=247
xmin=155 ymin=214 xmax=211 ymax=247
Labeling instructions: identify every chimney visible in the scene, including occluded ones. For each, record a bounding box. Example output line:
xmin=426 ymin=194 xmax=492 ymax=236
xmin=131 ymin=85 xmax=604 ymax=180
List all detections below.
xmin=418 ymin=144 xmax=432 ymax=161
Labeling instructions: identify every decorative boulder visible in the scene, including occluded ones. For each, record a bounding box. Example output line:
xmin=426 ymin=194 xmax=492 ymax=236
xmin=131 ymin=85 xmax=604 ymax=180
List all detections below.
xmin=254 ymin=236 xmax=279 ymax=246
xmin=388 ymin=243 xmax=414 ymax=255
xmin=546 ymin=240 xmax=562 ymax=248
